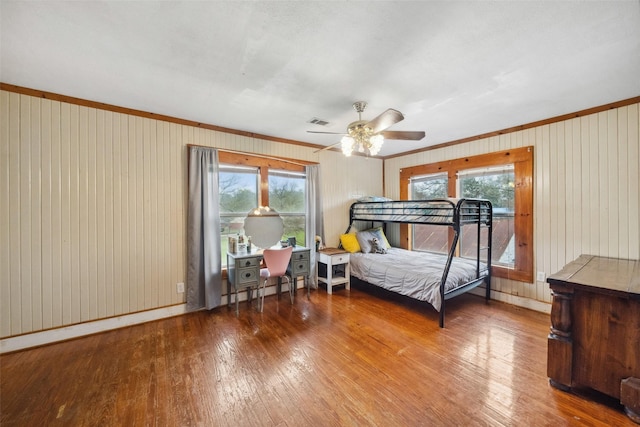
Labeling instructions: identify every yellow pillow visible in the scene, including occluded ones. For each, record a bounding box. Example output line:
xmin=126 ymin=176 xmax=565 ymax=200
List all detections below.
xmin=340 ymin=234 xmax=361 ymax=253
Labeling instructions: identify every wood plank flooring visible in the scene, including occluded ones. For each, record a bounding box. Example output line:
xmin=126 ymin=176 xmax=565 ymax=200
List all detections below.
xmin=1 ymin=287 xmax=636 ymax=426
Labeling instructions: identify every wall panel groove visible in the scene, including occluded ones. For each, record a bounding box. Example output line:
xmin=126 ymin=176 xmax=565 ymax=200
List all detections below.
xmin=4 ymin=88 xmax=635 ymax=339
xmin=385 ymin=102 xmax=640 ymax=305
xmin=2 ymin=89 xmax=369 ymax=338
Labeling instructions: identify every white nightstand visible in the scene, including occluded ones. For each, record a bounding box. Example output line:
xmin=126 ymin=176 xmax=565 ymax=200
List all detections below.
xmin=316 ymin=248 xmax=350 ymax=294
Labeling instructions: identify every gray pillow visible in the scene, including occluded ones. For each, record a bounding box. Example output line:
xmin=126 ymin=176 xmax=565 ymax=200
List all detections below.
xmin=356 ymin=228 xmax=388 ymax=253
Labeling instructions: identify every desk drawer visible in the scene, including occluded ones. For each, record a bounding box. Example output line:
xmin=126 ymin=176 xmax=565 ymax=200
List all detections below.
xmin=289 ymin=250 xmax=310 ymax=276
xmin=291 ymin=259 xmax=309 ymax=275
xmin=238 ymin=267 xmax=258 ymax=284
xmin=291 ymin=251 xmax=309 ymax=262
xmin=238 ymin=258 xmax=260 ymax=268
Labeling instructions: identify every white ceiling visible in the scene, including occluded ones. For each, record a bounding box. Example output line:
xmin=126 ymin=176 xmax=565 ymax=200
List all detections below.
xmin=2 ymin=1 xmax=639 ymax=157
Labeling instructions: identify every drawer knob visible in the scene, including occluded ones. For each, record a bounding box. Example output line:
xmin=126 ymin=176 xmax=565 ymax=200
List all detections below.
xmin=245 ymin=261 xmax=251 ymax=267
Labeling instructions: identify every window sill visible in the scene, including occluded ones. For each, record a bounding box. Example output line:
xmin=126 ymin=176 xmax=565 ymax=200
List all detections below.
xmin=492 ymin=265 xmax=533 ymax=283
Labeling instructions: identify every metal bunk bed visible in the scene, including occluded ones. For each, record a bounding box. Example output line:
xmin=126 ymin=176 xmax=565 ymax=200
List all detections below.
xmin=345 ymin=198 xmax=493 ymax=327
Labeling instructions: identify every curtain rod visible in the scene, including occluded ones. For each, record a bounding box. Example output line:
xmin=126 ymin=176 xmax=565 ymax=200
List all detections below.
xmin=187 ymin=144 xmax=315 ymax=168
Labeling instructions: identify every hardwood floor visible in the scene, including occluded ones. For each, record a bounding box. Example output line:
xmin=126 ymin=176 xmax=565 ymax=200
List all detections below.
xmin=1 ymin=287 xmax=636 ymax=426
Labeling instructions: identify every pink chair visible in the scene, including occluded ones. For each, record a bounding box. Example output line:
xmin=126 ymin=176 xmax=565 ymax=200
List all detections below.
xmin=259 ymin=246 xmax=293 ymax=311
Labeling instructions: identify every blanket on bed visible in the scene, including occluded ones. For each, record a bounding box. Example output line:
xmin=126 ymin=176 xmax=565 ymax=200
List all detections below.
xmin=349 ymin=247 xmax=487 ymax=312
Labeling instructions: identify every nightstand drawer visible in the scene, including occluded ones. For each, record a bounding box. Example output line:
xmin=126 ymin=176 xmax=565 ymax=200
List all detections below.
xmin=329 ymin=253 xmax=349 ymax=265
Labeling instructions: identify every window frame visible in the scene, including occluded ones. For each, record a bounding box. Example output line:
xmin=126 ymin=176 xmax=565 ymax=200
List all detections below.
xmin=399 ymin=147 xmax=534 ymax=283
xmin=218 ymin=151 xmax=308 ymax=204
xmin=218 ymin=151 xmax=311 ymax=272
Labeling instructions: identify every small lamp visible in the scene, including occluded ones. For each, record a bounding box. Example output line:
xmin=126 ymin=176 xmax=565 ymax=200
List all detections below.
xmin=243 ymin=206 xmax=284 ymax=249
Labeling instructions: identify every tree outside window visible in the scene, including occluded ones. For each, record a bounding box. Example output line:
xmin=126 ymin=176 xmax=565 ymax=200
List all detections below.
xmin=269 ymin=170 xmax=306 ymax=246
xmin=219 ymin=165 xmax=258 ymax=265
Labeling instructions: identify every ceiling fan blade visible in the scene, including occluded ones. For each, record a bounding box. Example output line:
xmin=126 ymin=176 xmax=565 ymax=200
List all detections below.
xmin=366 ymin=108 xmax=404 ymax=133
xmin=380 ymin=130 xmax=426 ymax=141
xmin=313 ymin=140 xmax=342 ymax=153
xmin=307 ymin=130 xmax=345 ymax=135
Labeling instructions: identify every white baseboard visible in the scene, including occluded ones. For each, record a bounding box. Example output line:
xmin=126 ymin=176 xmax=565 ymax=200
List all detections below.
xmin=0 ymin=282 xmax=304 ymax=354
xmin=468 ymin=287 xmax=551 ymax=314
xmin=0 ymin=304 xmax=190 ymax=354
xmin=2 ymin=283 xmax=543 ymax=354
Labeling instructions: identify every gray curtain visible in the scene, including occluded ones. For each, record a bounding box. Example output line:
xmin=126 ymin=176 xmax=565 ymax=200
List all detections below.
xmin=305 ymin=164 xmax=324 ymax=287
xmin=186 ymin=147 xmax=222 ymax=310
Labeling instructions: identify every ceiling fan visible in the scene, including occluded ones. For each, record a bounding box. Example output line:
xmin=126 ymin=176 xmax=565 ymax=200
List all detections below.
xmin=310 ymin=101 xmax=425 ymax=156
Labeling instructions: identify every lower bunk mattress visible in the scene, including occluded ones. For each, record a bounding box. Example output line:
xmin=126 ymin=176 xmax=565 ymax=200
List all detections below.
xmin=349 ymin=247 xmax=488 ymax=312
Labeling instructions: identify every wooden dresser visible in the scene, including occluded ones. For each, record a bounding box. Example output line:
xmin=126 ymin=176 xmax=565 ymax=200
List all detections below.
xmin=547 ymin=255 xmax=640 ymax=423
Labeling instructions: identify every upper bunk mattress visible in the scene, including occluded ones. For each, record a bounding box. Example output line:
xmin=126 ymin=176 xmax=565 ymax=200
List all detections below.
xmin=350 ymin=247 xmax=488 ymax=312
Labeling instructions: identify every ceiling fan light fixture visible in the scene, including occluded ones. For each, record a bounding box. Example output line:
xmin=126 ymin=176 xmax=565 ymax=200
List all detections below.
xmin=368 ymin=134 xmax=384 ymax=156
xmin=341 ymin=131 xmax=385 ymax=157
xmin=341 ymin=136 xmax=354 ymax=156
xmin=311 ymin=101 xmax=423 ymax=157
xmin=341 ymin=120 xmax=385 ymax=157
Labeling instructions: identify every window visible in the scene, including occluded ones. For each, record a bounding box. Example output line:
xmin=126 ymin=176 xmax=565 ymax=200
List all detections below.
xmin=269 ymin=170 xmax=306 ymax=245
xmin=458 ymin=165 xmax=515 ymax=268
xmin=218 ymin=151 xmax=310 ymax=268
xmin=401 ymin=147 xmax=533 ymax=282
xmin=219 ymin=165 xmax=259 ymax=260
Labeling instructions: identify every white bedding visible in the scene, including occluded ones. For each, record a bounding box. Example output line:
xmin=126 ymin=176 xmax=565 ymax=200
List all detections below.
xmin=349 ymin=247 xmax=488 ymax=312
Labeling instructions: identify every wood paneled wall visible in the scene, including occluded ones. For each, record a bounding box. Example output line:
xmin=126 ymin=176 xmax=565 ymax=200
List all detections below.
xmin=384 ymin=103 xmax=640 ymax=304
xmin=3 ymin=86 xmax=636 ymax=338
xmin=0 ymin=90 xmax=382 ymax=338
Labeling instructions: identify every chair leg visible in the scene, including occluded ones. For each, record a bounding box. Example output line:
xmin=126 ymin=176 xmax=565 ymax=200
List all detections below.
xmin=260 ymin=279 xmax=267 ymax=312
xmin=285 ymin=276 xmax=293 ymax=304
xmin=235 ymin=287 xmax=239 ymax=316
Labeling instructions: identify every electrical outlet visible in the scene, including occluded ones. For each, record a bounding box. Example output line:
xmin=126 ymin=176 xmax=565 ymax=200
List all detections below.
xmin=176 ymin=282 xmax=185 ymax=293
xmin=536 ymin=271 xmax=545 ymax=282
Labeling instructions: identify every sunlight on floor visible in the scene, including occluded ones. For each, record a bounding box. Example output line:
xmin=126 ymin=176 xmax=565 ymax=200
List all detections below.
xmin=460 ymin=328 xmax=516 ymax=420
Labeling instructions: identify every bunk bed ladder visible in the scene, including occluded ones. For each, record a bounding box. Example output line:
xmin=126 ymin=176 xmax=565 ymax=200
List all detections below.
xmin=481 ymin=203 xmax=493 ymax=301
xmin=439 ymin=226 xmax=460 ymax=328
xmin=476 ymin=202 xmax=493 ymax=301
